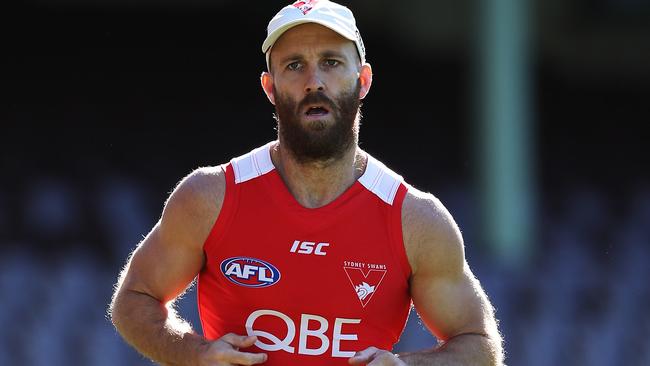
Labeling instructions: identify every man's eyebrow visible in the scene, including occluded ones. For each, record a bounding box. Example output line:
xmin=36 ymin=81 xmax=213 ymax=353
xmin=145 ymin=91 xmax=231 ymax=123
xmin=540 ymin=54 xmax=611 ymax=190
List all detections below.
xmin=278 ymin=53 xmax=304 ymax=66
xmin=319 ymin=50 xmax=346 ymax=59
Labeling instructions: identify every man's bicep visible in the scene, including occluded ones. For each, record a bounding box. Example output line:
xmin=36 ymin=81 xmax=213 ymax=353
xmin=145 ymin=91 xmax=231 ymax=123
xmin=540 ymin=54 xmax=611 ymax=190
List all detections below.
xmin=121 ymin=221 xmax=205 ymax=304
xmin=117 ymin=167 xmax=224 ymax=304
xmin=410 ymin=263 xmax=492 ymax=342
xmin=403 ymin=191 xmax=494 ymax=342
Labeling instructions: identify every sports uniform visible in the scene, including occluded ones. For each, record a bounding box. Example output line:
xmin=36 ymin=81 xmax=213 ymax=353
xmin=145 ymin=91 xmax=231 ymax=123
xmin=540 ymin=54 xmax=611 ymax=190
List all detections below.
xmin=198 ymin=143 xmax=413 ymax=365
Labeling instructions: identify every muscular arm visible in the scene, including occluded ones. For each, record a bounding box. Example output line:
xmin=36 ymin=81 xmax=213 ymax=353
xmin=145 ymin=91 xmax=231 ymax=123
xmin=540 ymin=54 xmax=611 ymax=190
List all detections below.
xmin=399 ymin=190 xmax=503 ymax=365
xmin=109 ymin=167 xmax=266 ymax=366
xmin=350 ymin=189 xmax=503 ymax=365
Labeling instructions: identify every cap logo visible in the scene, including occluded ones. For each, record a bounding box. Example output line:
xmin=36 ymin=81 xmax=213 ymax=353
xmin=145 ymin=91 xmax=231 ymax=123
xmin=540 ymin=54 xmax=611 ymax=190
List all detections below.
xmin=292 ymin=0 xmax=320 ymax=15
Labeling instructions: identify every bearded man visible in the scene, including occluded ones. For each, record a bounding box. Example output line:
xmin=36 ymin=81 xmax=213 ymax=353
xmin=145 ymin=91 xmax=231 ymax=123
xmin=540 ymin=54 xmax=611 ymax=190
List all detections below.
xmin=110 ymin=1 xmax=504 ymax=365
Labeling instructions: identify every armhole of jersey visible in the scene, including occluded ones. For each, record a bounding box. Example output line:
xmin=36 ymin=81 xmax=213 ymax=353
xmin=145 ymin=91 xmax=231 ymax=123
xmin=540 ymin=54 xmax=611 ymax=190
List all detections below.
xmin=389 ymin=183 xmax=412 ymax=283
xmin=198 ymin=164 xmax=235 ymax=338
xmin=202 ymin=163 xmax=238 ymax=254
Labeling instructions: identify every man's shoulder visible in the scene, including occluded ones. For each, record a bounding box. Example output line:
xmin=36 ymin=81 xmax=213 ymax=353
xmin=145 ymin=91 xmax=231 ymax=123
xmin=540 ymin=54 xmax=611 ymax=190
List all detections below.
xmin=402 ymin=186 xmax=450 ymax=229
xmin=164 ymin=165 xmax=227 ymax=229
xmin=175 ymin=165 xmax=226 ymax=206
xmin=180 ymin=165 xmax=226 ymax=192
xmin=401 ymin=186 xmax=465 ymax=275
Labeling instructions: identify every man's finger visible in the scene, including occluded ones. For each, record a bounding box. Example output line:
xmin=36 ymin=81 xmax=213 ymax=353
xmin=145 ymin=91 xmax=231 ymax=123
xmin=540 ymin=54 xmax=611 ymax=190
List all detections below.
xmin=366 ymin=352 xmax=402 ymax=365
xmin=220 ymin=333 xmax=258 ymax=348
xmin=348 ymin=346 xmax=380 ymax=364
xmin=219 ymin=348 xmax=268 ymax=365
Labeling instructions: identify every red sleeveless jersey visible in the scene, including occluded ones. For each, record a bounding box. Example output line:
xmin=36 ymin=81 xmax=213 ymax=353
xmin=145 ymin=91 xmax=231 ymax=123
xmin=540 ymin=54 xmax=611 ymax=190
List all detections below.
xmin=198 ymin=142 xmax=412 ymax=365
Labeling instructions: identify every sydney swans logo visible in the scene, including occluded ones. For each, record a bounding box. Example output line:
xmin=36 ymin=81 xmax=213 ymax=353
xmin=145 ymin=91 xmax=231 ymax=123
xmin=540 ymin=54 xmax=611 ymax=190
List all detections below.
xmin=343 ymin=266 xmax=387 ymax=307
xmin=292 ymin=0 xmax=319 ymax=15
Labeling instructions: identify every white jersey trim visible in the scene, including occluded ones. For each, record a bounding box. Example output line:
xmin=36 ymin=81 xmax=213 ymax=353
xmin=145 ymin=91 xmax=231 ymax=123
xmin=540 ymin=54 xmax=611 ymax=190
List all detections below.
xmin=231 ymin=143 xmax=404 ymax=205
xmin=231 ymin=142 xmax=276 ymax=184
xmin=358 ymin=154 xmax=404 ymax=205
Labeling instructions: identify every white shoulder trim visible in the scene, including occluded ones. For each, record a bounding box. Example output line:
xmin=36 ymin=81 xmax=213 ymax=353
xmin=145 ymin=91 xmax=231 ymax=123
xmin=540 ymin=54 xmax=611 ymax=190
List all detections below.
xmin=230 ymin=142 xmax=276 ymax=184
xmin=358 ymin=154 xmax=404 ymax=205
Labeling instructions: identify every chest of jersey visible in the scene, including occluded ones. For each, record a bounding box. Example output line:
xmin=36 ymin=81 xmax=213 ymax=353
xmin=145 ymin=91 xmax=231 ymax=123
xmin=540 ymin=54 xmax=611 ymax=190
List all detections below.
xmin=198 ymin=144 xmax=411 ymax=365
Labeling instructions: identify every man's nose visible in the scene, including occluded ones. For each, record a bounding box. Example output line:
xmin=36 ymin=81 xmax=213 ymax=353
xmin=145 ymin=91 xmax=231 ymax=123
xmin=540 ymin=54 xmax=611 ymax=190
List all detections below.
xmin=304 ymin=68 xmax=325 ymax=93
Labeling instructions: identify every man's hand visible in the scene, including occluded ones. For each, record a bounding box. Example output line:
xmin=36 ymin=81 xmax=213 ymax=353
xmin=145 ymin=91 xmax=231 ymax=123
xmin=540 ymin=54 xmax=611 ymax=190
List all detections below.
xmin=348 ymin=347 xmax=406 ymax=366
xmin=198 ymin=333 xmax=267 ymax=366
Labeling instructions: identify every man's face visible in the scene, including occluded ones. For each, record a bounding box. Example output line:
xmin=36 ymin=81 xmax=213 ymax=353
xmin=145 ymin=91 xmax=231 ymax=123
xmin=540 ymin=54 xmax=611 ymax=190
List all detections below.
xmin=265 ymin=23 xmax=364 ymax=163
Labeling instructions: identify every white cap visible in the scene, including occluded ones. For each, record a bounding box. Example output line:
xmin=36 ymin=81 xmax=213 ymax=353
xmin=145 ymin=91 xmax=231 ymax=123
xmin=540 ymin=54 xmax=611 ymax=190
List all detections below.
xmin=262 ymin=0 xmax=366 ymax=66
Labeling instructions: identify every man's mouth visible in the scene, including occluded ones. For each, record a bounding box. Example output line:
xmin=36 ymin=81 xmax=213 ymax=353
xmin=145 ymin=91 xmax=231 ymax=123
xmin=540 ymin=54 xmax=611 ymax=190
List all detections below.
xmin=305 ymin=106 xmax=330 ymax=116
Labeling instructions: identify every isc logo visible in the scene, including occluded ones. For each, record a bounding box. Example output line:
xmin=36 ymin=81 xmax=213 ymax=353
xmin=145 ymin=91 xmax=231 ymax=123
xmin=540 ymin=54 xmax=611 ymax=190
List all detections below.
xmin=220 ymin=257 xmax=281 ymax=288
xmin=290 ymin=240 xmax=329 ymax=256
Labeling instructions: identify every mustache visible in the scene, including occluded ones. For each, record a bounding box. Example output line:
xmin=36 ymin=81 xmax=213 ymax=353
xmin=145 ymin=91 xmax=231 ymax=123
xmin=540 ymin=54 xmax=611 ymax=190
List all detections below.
xmin=298 ymin=91 xmax=336 ymax=111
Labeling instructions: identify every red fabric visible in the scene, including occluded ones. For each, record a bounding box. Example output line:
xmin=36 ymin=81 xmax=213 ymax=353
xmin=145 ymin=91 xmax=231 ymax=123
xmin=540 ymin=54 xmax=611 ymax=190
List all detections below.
xmin=198 ymin=160 xmax=411 ymax=365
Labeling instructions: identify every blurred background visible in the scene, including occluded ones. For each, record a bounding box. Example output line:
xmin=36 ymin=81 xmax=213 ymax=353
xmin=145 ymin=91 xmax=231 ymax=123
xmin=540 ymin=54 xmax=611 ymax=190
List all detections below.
xmin=1 ymin=0 xmax=649 ymax=365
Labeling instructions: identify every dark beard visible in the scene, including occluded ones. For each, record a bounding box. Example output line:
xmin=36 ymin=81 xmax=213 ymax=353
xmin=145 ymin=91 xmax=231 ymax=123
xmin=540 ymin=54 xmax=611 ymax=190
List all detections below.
xmin=274 ymin=81 xmax=361 ymax=164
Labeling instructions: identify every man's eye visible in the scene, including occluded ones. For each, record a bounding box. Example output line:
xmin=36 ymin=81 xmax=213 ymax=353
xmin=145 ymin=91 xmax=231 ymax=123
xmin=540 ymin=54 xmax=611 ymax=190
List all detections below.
xmin=324 ymin=59 xmax=339 ymax=67
xmin=287 ymin=62 xmax=301 ymax=71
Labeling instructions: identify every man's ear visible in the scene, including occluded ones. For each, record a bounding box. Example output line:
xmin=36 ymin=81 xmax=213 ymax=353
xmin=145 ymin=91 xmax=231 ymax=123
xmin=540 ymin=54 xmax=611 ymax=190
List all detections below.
xmin=358 ymin=63 xmax=373 ymax=100
xmin=261 ymin=71 xmax=275 ymax=105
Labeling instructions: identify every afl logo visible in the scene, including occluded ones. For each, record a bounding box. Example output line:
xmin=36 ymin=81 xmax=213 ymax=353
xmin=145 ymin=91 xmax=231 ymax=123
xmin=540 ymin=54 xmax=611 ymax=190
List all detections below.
xmin=220 ymin=257 xmax=281 ymax=288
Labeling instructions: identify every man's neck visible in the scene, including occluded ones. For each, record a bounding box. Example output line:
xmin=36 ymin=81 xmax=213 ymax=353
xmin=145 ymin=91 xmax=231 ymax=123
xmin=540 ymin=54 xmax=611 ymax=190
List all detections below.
xmin=270 ymin=141 xmax=367 ymax=209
